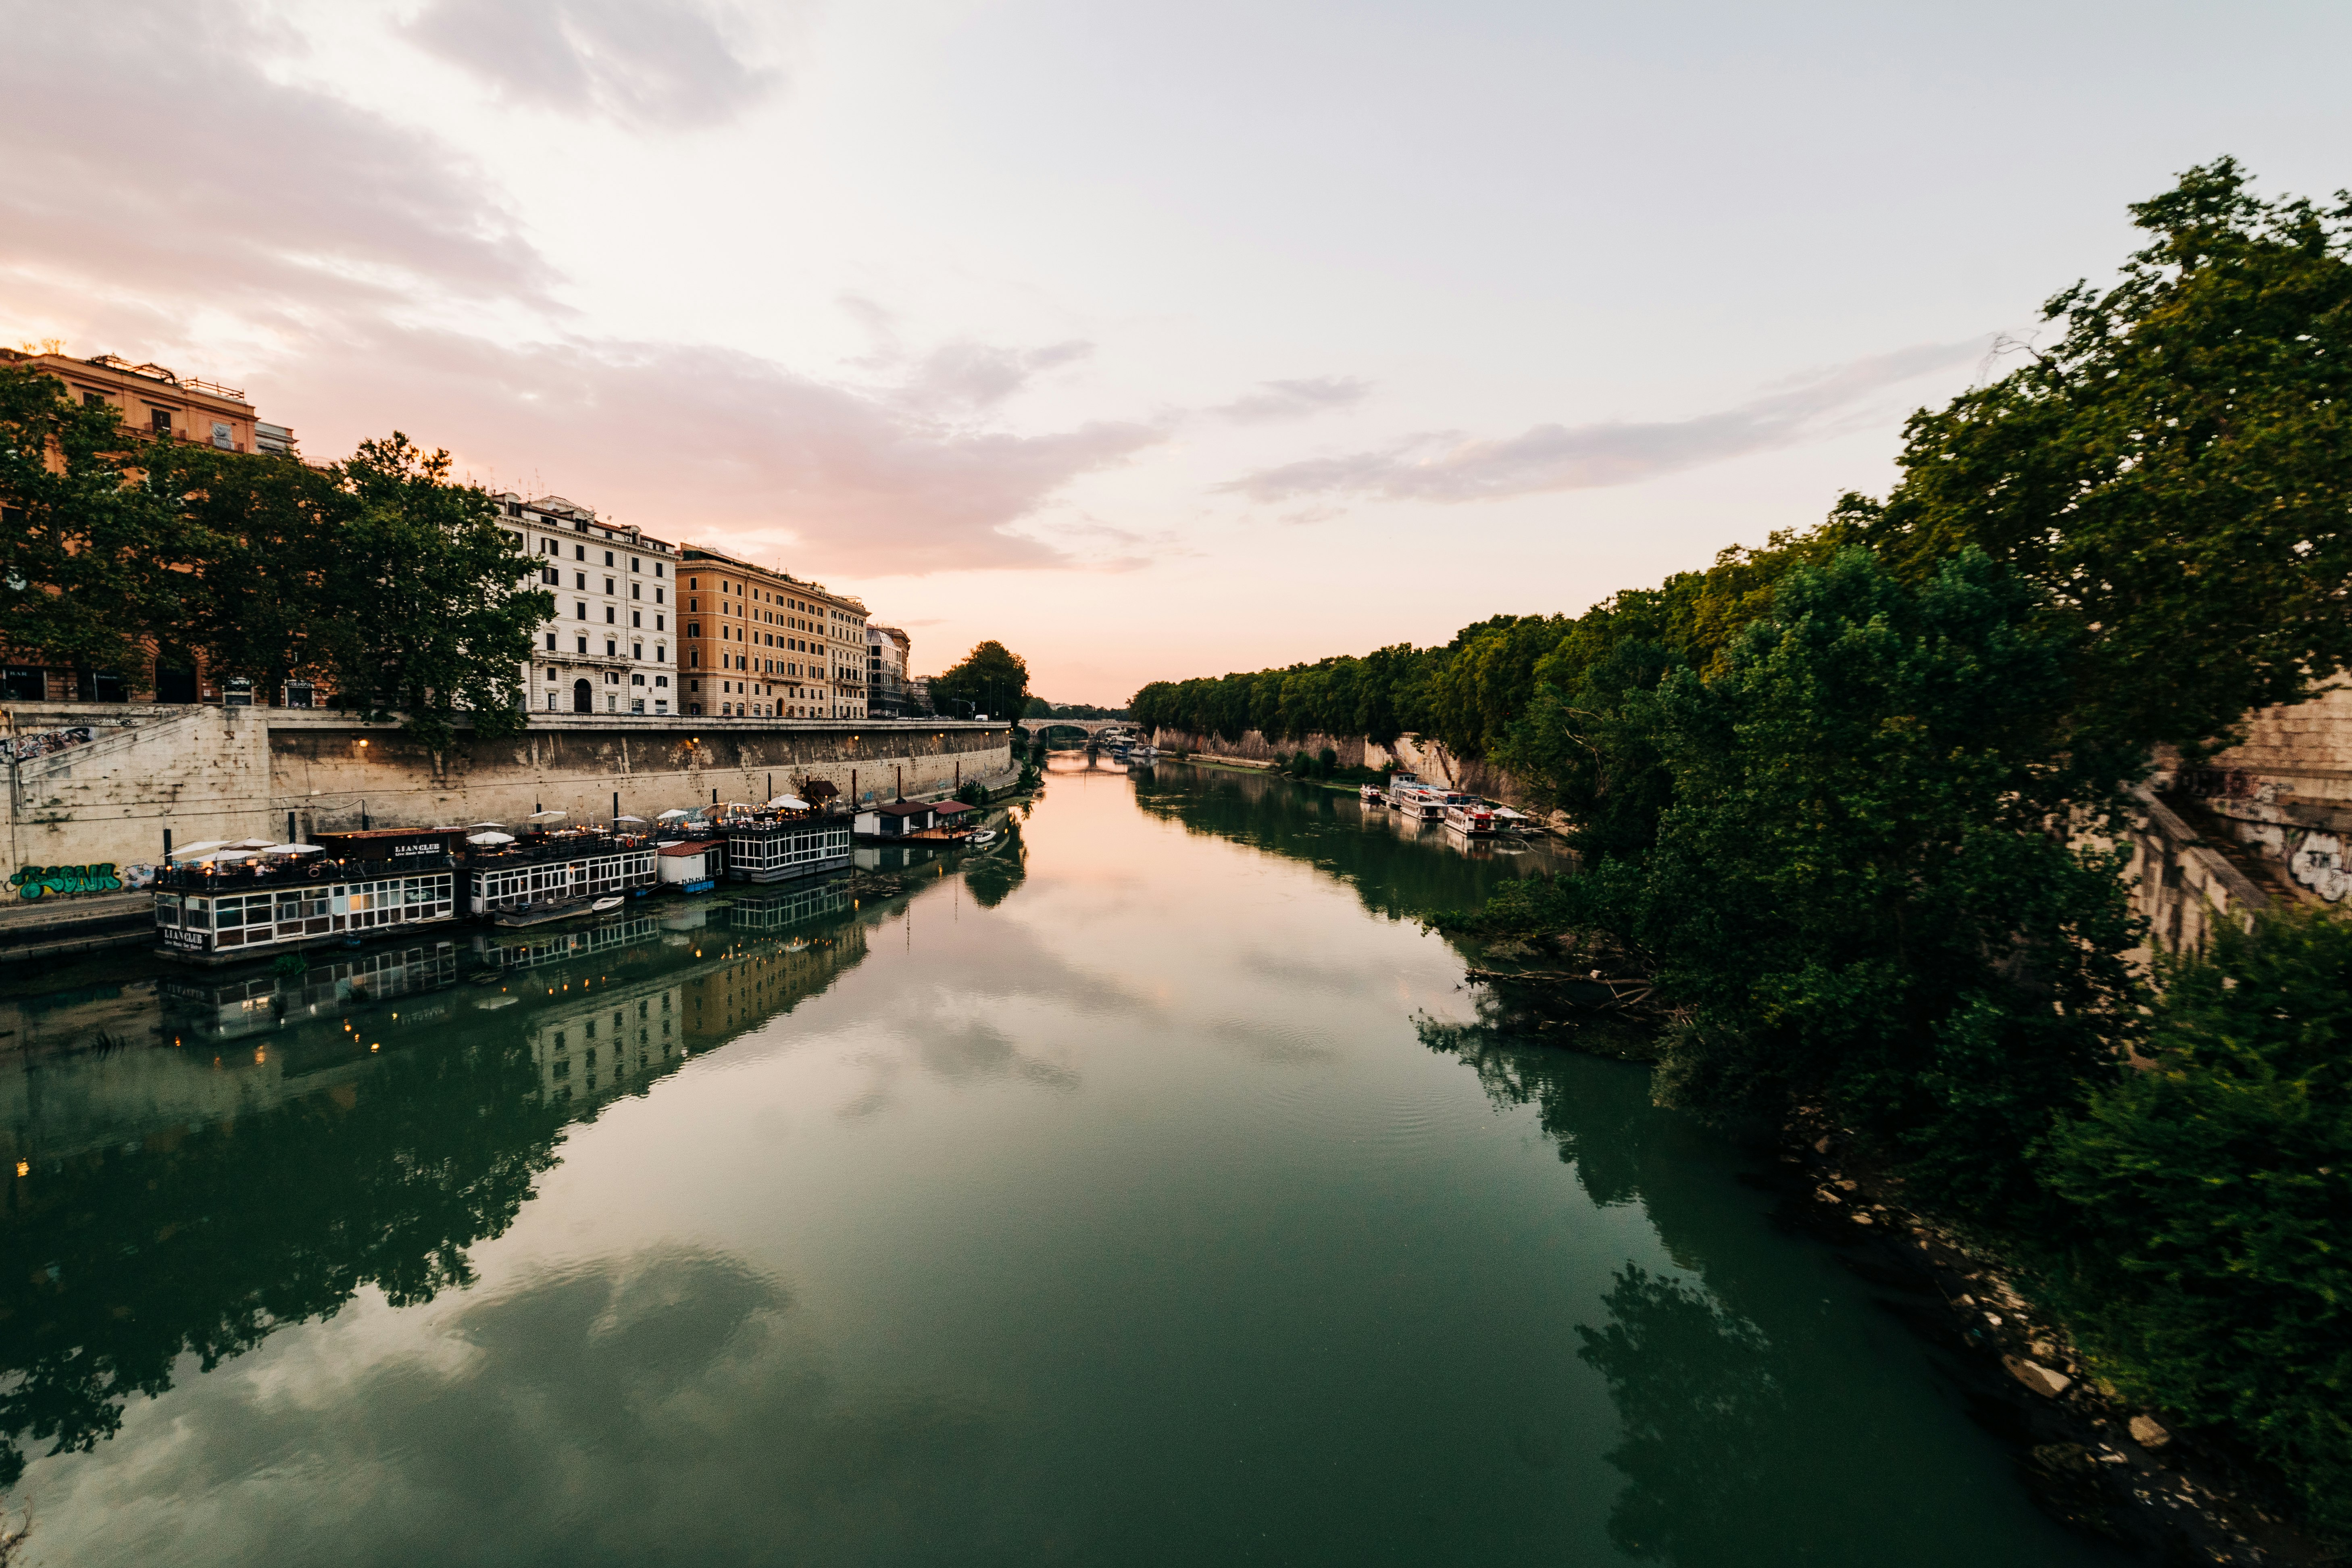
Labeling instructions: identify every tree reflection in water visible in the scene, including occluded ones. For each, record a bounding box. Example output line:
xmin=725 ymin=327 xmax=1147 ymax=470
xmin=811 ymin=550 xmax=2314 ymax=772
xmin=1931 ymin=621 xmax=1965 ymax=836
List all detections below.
xmin=0 ymin=1036 xmax=567 ymax=1488
xmin=1576 ymin=1265 xmax=1788 ymax=1564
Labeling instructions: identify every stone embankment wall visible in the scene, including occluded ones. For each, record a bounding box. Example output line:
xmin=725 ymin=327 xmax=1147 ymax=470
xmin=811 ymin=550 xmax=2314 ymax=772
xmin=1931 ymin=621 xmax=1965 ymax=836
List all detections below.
xmin=1147 ymin=728 xmax=1551 ymax=816
xmin=5 ymin=704 xmax=1012 ymax=900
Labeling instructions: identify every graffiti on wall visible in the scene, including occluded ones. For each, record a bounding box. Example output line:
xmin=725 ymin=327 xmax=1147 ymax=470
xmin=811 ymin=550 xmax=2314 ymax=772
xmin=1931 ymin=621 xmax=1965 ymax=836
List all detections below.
xmin=2288 ymin=831 xmax=2350 ymax=903
xmin=9 ymin=863 xmax=125 ymax=900
xmin=0 ymin=725 xmax=95 ymax=764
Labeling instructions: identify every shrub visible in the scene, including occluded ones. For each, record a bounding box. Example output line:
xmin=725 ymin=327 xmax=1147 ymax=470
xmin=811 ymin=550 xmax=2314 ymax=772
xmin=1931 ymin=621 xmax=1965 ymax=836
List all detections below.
xmin=2048 ymin=905 xmax=2352 ymax=1528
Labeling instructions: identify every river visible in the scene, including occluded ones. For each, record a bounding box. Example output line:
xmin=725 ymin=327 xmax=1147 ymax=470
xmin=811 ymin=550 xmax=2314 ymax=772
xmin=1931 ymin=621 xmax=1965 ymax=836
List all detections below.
xmin=0 ymin=755 xmax=2127 ymax=1567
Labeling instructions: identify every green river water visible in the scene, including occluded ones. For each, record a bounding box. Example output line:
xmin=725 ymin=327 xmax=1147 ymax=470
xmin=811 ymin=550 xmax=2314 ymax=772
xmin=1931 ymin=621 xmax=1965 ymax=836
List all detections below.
xmin=0 ymin=756 xmax=2128 ymax=1566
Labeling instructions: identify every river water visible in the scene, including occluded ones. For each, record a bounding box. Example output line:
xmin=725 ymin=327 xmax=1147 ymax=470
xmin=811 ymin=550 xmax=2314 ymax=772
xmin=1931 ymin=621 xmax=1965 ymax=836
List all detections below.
xmin=1 ymin=756 xmax=2126 ymax=1567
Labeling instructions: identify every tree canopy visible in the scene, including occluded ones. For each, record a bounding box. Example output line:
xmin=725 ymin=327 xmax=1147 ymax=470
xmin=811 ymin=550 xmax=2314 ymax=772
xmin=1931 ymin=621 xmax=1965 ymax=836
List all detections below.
xmin=929 ymin=639 xmax=1030 ymax=722
xmin=1 ymin=367 xmax=549 ymax=746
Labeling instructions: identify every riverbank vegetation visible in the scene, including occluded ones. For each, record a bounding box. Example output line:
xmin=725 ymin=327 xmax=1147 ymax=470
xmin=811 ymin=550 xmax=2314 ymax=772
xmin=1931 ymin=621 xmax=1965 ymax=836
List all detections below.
xmin=1137 ymin=160 xmax=2352 ymax=1531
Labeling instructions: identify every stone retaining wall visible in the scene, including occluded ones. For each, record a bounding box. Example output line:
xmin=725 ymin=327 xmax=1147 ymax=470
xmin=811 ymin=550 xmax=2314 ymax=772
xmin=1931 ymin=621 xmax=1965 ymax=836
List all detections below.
xmin=4 ymin=704 xmax=1012 ymax=902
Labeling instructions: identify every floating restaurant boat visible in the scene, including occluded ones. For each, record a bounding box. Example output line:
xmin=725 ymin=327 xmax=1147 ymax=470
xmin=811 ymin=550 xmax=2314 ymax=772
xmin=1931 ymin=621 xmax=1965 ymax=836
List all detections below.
xmin=1390 ymin=785 xmax=1447 ymax=822
xmin=1443 ymin=801 xmax=1499 ymax=836
xmin=721 ymin=809 xmax=854 ymax=883
xmin=464 ymin=827 xmax=657 ymax=917
xmin=153 ymin=830 xmax=465 ymax=964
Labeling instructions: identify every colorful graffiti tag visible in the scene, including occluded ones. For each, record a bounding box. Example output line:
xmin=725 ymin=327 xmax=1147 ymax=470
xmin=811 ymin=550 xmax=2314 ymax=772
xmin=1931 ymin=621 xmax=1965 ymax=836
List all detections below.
xmin=9 ymin=863 xmax=124 ymax=900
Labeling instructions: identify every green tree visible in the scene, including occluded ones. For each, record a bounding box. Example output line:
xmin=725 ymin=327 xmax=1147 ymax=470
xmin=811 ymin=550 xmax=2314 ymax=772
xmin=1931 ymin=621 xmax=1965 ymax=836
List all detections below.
xmin=929 ymin=639 xmax=1030 ymax=722
xmin=312 ymin=435 xmax=549 ymax=750
xmin=0 ymin=363 xmax=193 ymax=680
xmin=1620 ymin=549 xmax=2142 ymax=1206
xmin=2048 ymin=904 xmax=2352 ymax=1529
xmin=1848 ymin=158 xmax=2352 ymax=761
xmin=151 ymin=441 xmax=349 ymax=700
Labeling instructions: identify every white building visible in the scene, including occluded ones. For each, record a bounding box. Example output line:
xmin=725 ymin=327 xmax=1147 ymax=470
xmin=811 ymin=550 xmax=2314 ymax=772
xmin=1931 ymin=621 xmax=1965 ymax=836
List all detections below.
xmin=867 ymin=625 xmax=915 ymax=716
xmin=495 ymin=493 xmax=681 ymax=717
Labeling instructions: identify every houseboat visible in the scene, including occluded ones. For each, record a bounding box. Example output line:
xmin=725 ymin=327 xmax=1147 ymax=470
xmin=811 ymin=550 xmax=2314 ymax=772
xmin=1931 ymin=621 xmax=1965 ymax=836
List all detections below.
xmin=723 ymin=814 xmax=854 ymax=883
xmin=1390 ymin=785 xmax=1447 ymax=822
xmin=463 ymin=829 xmax=658 ymax=916
xmin=154 ymin=831 xmax=465 ymax=964
xmin=853 ymin=801 xmax=939 ymax=839
xmin=1443 ymin=801 xmax=1499 ymax=836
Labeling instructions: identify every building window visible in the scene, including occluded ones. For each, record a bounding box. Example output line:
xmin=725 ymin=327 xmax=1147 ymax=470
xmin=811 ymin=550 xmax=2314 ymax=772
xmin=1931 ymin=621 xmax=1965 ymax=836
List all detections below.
xmin=544 ymin=633 xmax=556 ymax=650
xmin=632 ymin=611 xmax=642 ymax=629
xmin=576 ymin=544 xmax=587 ymax=560
xmin=656 ymin=563 xmax=665 ymax=577
xmin=604 ymin=577 xmax=615 ymax=595
xmin=630 ymin=582 xmax=640 ymax=600
xmin=605 ymin=551 xmax=615 ymax=566
xmin=655 ymin=615 xmax=665 ymax=631
xmin=606 ymin=639 xmax=617 ymax=657
xmin=631 ymin=558 xmax=641 ymax=572
xmin=577 ymin=637 xmax=588 ymax=654
xmin=575 ymin=602 xmax=587 ymax=619
xmin=605 ymin=606 xmax=616 ymax=623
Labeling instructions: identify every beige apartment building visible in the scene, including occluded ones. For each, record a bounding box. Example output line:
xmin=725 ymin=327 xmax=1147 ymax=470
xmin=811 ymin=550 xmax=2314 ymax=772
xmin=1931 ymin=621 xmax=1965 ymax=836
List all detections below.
xmin=495 ymin=493 xmax=681 ymax=716
xmin=677 ymin=546 xmax=869 ymax=720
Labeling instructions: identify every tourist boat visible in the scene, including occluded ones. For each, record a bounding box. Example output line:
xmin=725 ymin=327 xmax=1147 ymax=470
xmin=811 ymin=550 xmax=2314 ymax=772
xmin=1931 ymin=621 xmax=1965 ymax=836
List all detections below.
xmin=1444 ymin=801 xmax=1499 ymax=836
xmin=1359 ymin=783 xmax=1386 ymax=806
xmin=1391 ymin=786 xmax=1447 ymax=822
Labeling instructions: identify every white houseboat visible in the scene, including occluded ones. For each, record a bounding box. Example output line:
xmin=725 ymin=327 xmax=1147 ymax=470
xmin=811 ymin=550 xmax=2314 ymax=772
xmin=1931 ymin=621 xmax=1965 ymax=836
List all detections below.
xmin=1443 ymin=801 xmax=1499 ymax=836
xmin=464 ymin=832 xmax=658 ymax=916
xmin=155 ymin=829 xmax=465 ymax=963
xmin=723 ymin=816 xmax=854 ymax=883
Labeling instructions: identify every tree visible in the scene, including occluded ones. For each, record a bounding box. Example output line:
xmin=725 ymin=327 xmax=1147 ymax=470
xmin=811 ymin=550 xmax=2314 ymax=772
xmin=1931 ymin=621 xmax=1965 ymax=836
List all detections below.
xmin=1620 ymin=549 xmax=2142 ymax=1207
xmin=2048 ymin=904 xmax=2352 ymax=1530
xmin=1848 ymin=158 xmax=2352 ymax=761
xmin=152 ymin=441 xmax=349 ymax=700
xmin=312 ymin=435 xmax=549 ymax=750
xmin=929 ymin=639 xmax=1029 ymax=722
xmin=0 ymin=363 xmax=193 ymax=680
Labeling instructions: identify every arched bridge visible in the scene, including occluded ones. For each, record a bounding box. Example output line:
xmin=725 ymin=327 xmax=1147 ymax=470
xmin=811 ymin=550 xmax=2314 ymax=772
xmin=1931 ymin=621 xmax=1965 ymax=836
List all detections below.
xmin=1030 ymin=718 xmax=1135 ymax=740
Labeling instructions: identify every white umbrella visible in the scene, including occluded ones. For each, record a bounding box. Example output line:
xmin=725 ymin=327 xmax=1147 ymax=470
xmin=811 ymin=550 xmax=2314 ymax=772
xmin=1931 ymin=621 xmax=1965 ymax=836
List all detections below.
xmin=615 ymin=814 xmax=647 ymax=824
xmin=469 ymin=820 xmax=505 ymax=829
xmin=656 ymin=808 xmax=692 ymax=821
xmin=169 ymin=840 xmax=231 ymax=859
xmin=228 ymin=837 xmax=276 ymax=850
xmin=528 ymin=809 xmax=567 ymax=820
xmin=205 ymin=850 xmax=258 ymax=863
xmin=467 ymin=831 xmax=516 ymax=845
xmin=262 ymin=843 xmax=325 ymax=855
xmin=766 ymin=795 xmax=808 ymax=810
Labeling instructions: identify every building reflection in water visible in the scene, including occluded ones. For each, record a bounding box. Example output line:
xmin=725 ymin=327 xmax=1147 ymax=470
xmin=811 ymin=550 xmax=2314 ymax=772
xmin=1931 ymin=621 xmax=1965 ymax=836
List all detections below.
xmin=0 ymin=878 xmax=876 ymax=1491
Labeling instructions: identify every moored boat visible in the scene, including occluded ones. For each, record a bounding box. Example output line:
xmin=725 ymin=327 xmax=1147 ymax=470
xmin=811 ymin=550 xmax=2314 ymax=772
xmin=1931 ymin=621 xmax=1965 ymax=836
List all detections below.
xmin=1443 ymin=801 xmax=1498 ymax=836
xmin=1359 ymin=783 xmax=1386 ymax=806
xmin=494 ymin=898 xmax=603 ymax=929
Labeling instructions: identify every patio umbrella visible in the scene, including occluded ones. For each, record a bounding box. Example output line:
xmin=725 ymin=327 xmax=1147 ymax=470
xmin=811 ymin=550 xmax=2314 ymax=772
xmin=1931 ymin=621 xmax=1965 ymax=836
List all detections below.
xmin=228 ymin=837 xmax=277 ymax=850
xmin=168 ymin=840 xmax=231 ymax=859
xmin=469 ymin=821 xmax=505 ymax=828
xmin=528 ymin=809 xmax=568 ymax=820
xmin=205 ymin=851 xmax=258 ymax=863
xmin=262 ymin=843 xmax=325 ymax=855
xmin=467 ymin=831 xmax=517 ymax=845
xmin=766 ymin=795 xmax=808 ymax=810
xmin=615 ymin=814 xmax=647 ymax=824
xmin=656 ymin=808 xmax=692 ymax=821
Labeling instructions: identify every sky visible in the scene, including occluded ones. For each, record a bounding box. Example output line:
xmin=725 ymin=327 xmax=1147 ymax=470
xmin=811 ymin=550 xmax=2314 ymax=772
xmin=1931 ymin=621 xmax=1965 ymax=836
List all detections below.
xmin=7 ymin=0 xmax=2352 ymax=704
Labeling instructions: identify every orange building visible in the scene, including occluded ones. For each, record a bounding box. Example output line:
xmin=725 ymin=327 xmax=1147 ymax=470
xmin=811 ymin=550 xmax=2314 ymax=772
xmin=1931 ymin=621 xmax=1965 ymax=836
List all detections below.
xmin=0 ymin=348 xmax=296 ymax=705
xmin=677 ymin=546 xmax=869 ymax=721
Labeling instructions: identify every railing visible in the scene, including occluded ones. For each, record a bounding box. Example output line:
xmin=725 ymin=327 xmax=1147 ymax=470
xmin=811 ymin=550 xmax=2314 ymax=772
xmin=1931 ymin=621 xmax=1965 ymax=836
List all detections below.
xmin=154 ymin=853 xmax=458 ymax=892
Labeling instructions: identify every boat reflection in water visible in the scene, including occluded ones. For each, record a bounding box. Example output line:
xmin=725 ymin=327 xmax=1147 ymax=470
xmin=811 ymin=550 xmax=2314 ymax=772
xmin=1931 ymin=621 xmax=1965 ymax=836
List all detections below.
xmin=0 ymin=872 xmax=887 ymax=1497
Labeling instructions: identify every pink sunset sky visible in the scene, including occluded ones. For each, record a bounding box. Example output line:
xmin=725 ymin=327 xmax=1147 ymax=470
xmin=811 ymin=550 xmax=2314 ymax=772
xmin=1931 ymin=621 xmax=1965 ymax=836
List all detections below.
xmin=8 ymin=0 xmax=2350 ymax=704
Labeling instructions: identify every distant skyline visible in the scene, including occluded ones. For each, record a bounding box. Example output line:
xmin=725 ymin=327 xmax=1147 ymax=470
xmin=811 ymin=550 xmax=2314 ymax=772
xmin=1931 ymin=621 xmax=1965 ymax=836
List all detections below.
xmin=9 ymin=0 xmax=2352 ymax=703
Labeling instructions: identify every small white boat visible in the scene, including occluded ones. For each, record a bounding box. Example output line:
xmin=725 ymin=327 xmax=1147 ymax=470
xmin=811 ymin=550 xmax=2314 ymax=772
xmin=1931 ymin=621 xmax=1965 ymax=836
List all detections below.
xmin=1359 ymin=783 xmax=1386 ymax=806
xmin=590 ymin=895 xmax=626 ymax=915
xmin=968 ymin=829 xmax=1000 ymax=846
